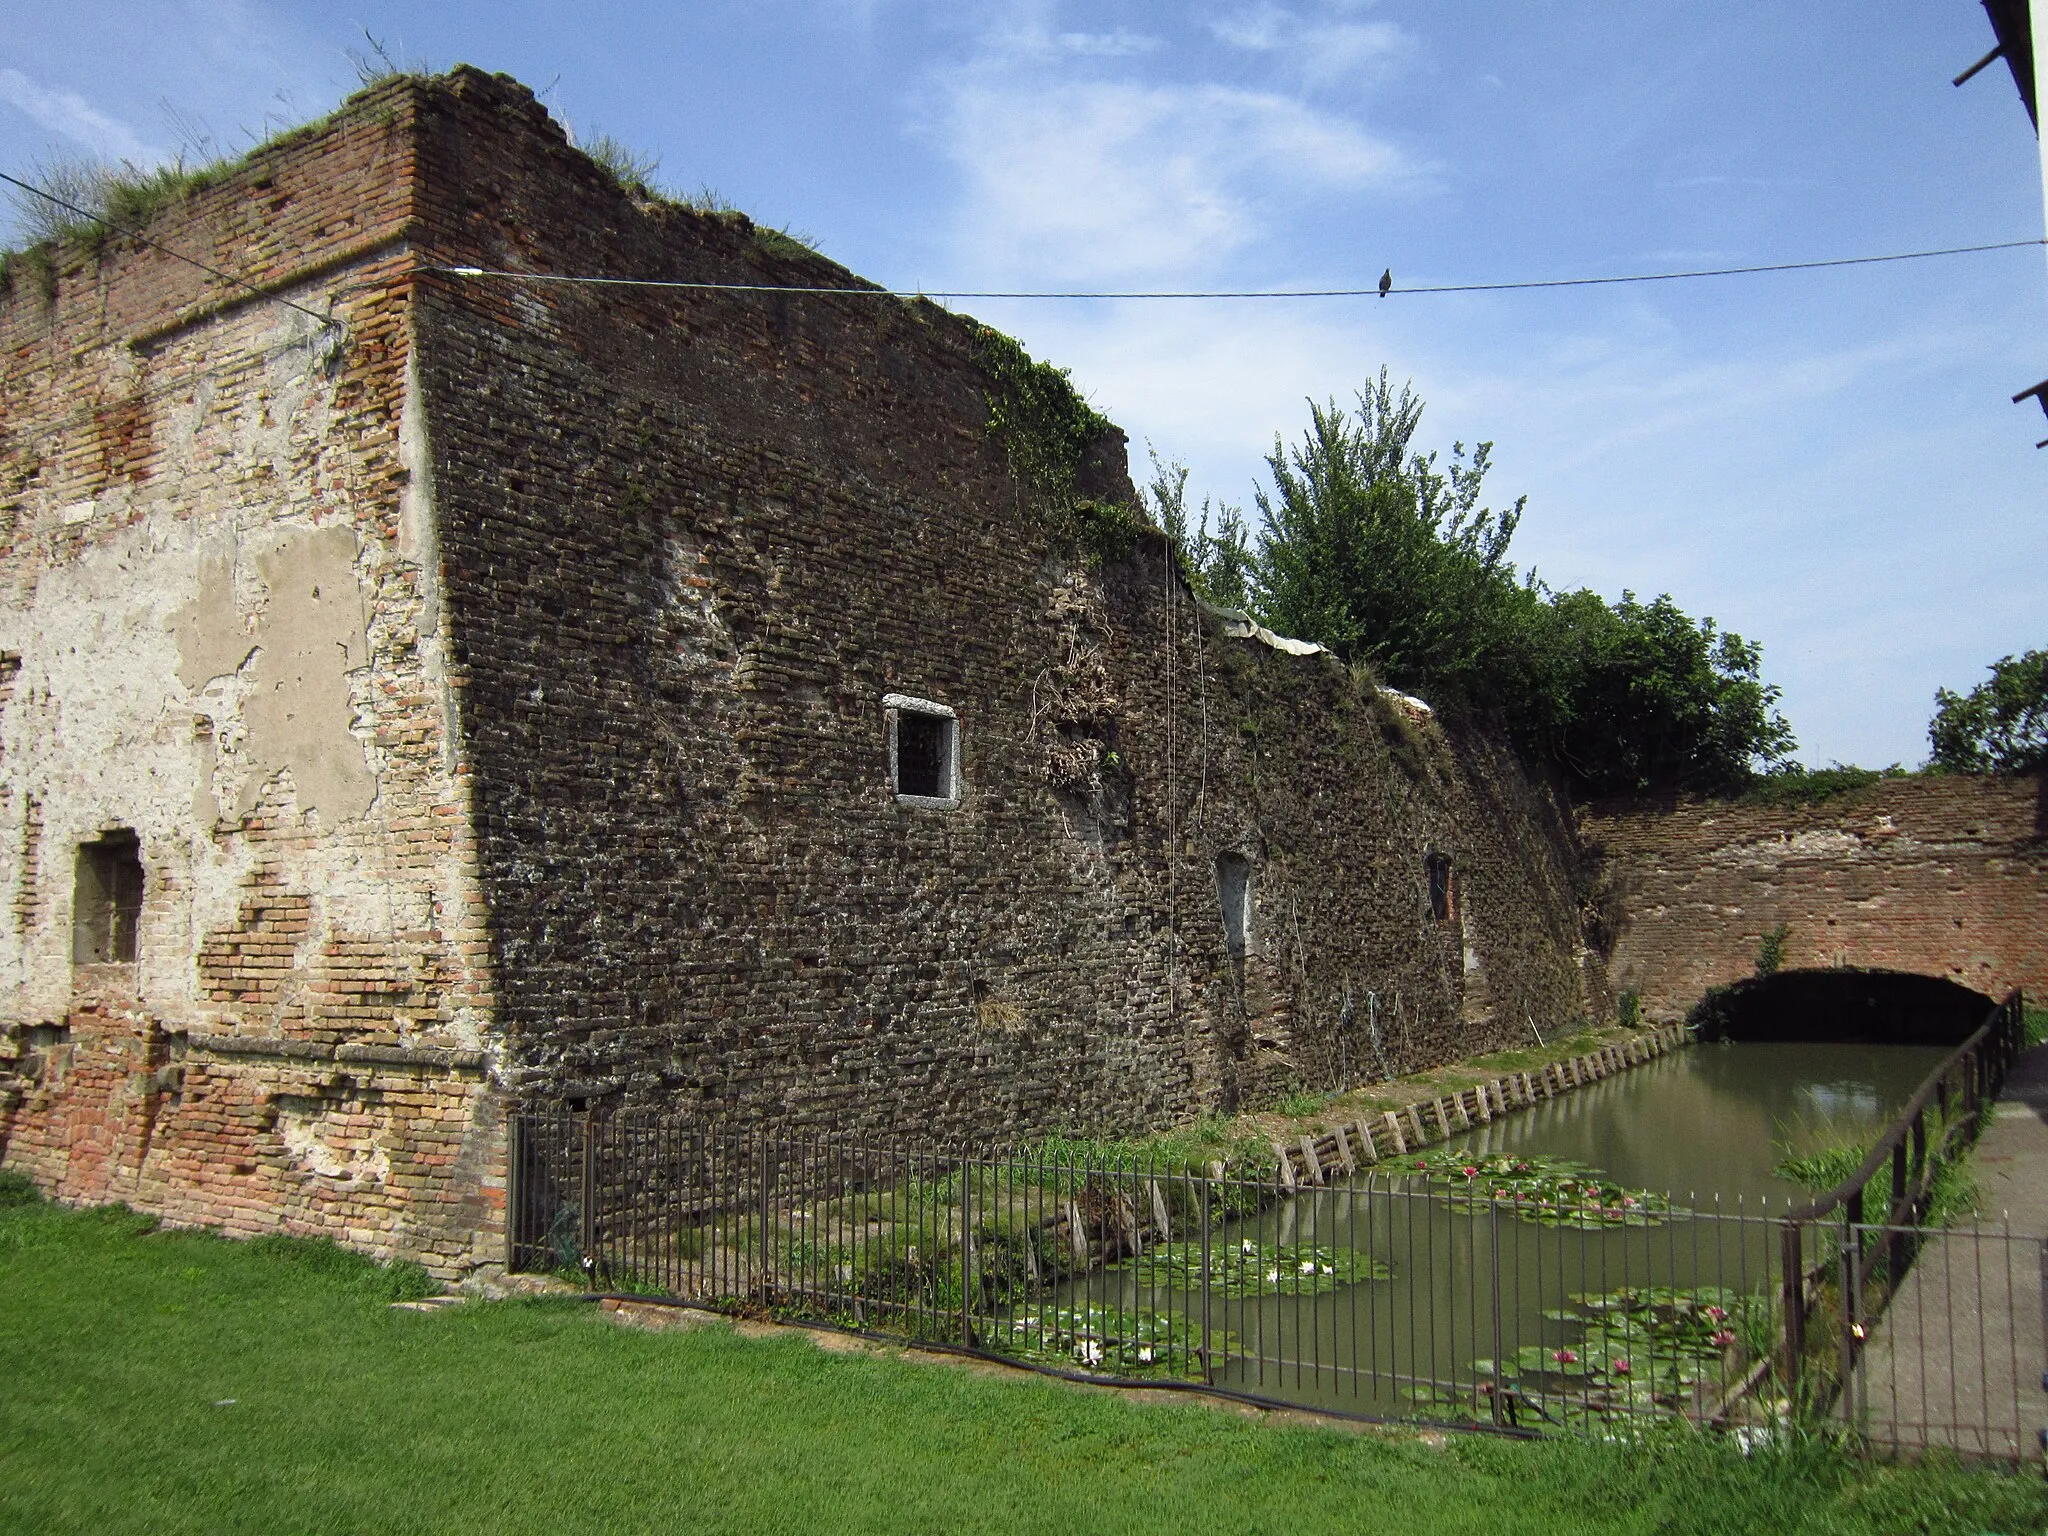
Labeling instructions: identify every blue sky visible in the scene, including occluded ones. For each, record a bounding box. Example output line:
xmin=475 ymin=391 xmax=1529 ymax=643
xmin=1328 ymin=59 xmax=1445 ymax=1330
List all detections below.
xmin=3 ymin=2 xmax=2042 ymax=768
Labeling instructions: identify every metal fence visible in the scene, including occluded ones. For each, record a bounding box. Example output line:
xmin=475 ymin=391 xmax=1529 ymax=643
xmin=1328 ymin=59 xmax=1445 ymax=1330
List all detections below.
xmin=508 ymin=1112 xmax=2044 ymax=1460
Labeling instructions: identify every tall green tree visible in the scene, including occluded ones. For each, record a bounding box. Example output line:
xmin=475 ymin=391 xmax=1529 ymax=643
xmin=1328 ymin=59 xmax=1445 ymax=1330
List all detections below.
xmin=1521 ymin=589 xmax=1794 ymax=797
xmin=1928 ymin=649 xmax=2048 ymax=773
xmin=1250 ymin=371 xmax=1525 ymax=693
xmin=1158 ymin=373 xmax=1794 ymax=799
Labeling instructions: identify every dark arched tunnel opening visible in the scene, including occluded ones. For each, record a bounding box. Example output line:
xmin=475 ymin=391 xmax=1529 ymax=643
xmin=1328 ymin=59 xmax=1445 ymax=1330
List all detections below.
xmin=1686 ymin=968 xmax=1999 ymax=1047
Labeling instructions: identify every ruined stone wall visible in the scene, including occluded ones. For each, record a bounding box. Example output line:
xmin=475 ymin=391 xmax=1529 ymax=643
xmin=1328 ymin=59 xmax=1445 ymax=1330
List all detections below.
xmin=1583 ymin=775 xmax=2047 ymax=1020
xmin=0 ymin=83 xmax=503 ymax=1275
xmin=0 ymin=64 xmax=1611 ymax=1286
xmin=411 ymin=70 xmax=1596 ymax=1139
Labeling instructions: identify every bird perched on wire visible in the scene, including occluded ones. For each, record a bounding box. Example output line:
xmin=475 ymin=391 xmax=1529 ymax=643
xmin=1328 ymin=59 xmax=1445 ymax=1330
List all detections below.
xmin=1378 ymin=268 xmax=1392 ymax=298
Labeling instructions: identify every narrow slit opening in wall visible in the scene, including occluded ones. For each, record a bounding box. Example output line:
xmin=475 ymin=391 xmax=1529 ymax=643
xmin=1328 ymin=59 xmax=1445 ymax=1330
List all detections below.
xmin=1216 ymin=852 xmax=1252 ymax=964
xmin=1425 ymin=851 xmax=1453 ymax=923
xmin=73 ymin=830 xmax=143 ymax=964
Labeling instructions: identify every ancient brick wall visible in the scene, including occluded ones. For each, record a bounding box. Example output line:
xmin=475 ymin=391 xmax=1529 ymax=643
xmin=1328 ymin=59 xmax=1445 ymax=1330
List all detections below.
xmin=0 ymin=81 xmax=502 ymax=1276
xmin=409 ymin=70 xmax=1598 ymax=1139
xmin=0 ymin=66 xmax=1613 ymax=1280
xmin=1583 ymin=775 xmax=2047 ymax=1021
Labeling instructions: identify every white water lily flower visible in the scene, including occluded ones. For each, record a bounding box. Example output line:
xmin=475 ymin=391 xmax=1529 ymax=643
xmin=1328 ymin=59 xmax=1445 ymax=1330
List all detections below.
xmin=1299 ymin=1259 xmax=1317 ymax=1273
xmin=1266 ymin=1268 xmax=1281 ymax=1283
xmin=1241 ymin=1239 xmax=1258 ymax=1255
xmin=1137 ymin=1347 xmax=1155 ymax=1363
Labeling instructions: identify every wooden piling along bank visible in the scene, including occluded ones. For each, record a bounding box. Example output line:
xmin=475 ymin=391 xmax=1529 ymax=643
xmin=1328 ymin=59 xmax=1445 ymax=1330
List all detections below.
xmin=1270 ymin=1024 xmax=1691 ymax=1189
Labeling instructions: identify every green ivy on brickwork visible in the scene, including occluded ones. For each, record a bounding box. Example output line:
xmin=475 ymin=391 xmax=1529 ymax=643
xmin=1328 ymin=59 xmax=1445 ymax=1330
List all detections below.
xmin=973 ymin=323 xmax=1109 ymax=499
xmin=973 ymin=323 xmax=1154 ymax=563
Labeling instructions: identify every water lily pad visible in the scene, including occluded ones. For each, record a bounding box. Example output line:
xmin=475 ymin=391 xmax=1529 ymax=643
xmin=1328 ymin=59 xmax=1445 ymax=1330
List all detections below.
xmin=1404 ymin=1150 xmax=1681 ymax=1228
xmin=1115 ymin=1239 xmax=1391 ymax=1298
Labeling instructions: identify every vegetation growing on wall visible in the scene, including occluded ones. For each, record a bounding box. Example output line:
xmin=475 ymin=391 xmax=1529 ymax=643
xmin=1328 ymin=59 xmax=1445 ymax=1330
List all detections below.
xmin=1148 ymin=371 xmax=1794 ymax=800
xmin=0 ymin=151 xmax=233 ymax=301
xmin=972 ymin=323 xmax=1156 ymax=561
xmin=1752 ymin=923 xmax=1791 ymax=978
xmin=1736 ymin=763 xmax=1907 ymax=807
xmin=974 ymin=323 xmax=1115 ymax=498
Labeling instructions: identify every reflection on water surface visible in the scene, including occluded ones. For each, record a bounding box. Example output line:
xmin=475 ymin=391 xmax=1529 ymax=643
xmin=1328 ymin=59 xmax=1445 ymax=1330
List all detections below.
xmin=1441 ymin=1041 xmax=1947 ymax=1204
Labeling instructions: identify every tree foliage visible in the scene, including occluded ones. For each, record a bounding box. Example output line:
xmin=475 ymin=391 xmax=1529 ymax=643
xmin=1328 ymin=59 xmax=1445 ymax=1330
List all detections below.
xmin=1517 ymin=588 xmax=1795 ymax=798
xmin=1927 ymin=649 xmax=2048 ymax=774
xmin=1151 ymin=373 xmax=1795 ymax=799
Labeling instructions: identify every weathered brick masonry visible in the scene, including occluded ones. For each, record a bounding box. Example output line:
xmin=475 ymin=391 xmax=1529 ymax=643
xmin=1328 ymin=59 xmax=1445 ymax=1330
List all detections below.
xmin=1583 ymin=775 xmax=2047 ymax=1021
xmin=0 ymin=69 xmax=1605 ymax=1275
xmin=0 ymin=83 xmax=501 ymax=1273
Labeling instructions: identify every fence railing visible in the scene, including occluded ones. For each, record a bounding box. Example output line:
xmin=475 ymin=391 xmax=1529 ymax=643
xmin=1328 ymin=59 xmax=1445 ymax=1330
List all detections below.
xmin=1778 ymin=989 xmax=2028 ymax=1410
xmin=509 ymin=1100 xmax=2043 ymax=1461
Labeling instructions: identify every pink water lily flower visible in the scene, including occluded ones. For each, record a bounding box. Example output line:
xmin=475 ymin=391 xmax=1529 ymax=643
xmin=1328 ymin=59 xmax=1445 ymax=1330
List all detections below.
xmin=1711 ymin=1329 xmax=1738 ymax=1347
xmin=1611 ymin=1359 xmax=1632 ymax=1375
xmin=1552 ymin=1348 xmax=1578 ymax=1364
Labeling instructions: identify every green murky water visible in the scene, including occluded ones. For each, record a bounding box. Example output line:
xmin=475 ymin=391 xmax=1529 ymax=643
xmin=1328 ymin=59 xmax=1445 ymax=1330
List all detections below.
xmin=1061 ymin=1042 xmax=1947 ymax=1419
xmin=1435 ymin=1040 xmax=1947 ymax=1205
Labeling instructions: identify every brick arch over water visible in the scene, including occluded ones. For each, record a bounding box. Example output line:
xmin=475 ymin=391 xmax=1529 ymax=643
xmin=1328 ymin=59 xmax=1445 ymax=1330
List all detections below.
xmin=1686 ymin=968 xmax=1997 ymax=1047
xmin=1582 ymin=774 xmax=2047 ymax=1023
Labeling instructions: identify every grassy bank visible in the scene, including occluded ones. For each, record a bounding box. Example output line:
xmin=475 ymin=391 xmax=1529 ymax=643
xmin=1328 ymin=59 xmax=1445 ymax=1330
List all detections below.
xmin=0 ymin=1191 xmax=2040 ymax=1535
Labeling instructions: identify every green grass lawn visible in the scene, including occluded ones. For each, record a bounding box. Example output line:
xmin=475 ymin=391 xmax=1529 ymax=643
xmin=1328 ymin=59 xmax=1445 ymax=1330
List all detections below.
xmin=1 ymin=1192 xmax=2043 ymax=1535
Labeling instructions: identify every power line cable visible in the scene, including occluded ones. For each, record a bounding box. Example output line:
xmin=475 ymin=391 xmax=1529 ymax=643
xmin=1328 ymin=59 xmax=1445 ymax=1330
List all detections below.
xmin=0 ymin=168 xmax=338 ymax=330
xmin=429 ymin=237 xmax=2047 ymax=302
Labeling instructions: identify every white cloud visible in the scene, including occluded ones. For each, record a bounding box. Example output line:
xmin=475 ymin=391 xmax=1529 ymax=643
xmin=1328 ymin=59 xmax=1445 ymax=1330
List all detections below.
xmin=1055 ymin=30 xmax=1162 ymax=58
xmin=0 ymin=67 xmax=159 ymax=163
xmin=1210 ymin=5 xmax=1292 ymax=52
xmin=937 ymin=77 xmax=1407 ymax=283
xmin=1207 ymin=7 xmax=1408 ymax=87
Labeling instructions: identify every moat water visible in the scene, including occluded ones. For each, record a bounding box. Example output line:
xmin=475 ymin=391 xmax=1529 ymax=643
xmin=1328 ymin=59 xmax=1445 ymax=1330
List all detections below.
xmin=1429 ymin=1039 xmax=1946 ymax=1203
xmin=1068 ymin=1041 xmax=1949 ymax=1418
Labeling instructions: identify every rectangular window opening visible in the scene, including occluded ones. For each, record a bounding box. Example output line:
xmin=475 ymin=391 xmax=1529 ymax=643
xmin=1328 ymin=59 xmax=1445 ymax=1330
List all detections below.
xmin=885 ymin=694 xmax=958 ymax=806
xmin=73 ymin=831 xmax=143 ymax=965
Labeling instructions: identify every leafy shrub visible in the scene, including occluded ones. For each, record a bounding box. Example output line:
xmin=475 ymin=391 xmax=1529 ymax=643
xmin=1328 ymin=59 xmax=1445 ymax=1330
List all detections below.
xmin=1928 ymin=648 xmax=2048 ymax=774
xmin=1738 ymin=763 xmax=1902 ymax=808
xmin=1754 ymin=924 xmax=1791 ymax=977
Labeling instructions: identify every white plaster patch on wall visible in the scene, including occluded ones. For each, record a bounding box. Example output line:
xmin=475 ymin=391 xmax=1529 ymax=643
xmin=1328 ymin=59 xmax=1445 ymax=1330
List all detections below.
xmin=239 ymin=524 xmax=377 ymax=822
xmin=275 ymin=1096 xmax=392 ymax=1184
xmin=1782 ymin=829 xmax=1864 ymax=859
xmin=168 ymin=524 xmax=378 ymax=826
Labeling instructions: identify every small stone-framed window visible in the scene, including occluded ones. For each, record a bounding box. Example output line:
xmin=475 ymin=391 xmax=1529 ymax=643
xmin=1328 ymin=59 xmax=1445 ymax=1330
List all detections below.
xmin=1216 ymin=852 xmax=1253 ymax=965
xmin=73 ymin=830 xmax=143 ymax=965
xmin=884 ymin=693 xmax=959 ymax=808
xmin=1425 ymin=851 xmax=1455 ymax=924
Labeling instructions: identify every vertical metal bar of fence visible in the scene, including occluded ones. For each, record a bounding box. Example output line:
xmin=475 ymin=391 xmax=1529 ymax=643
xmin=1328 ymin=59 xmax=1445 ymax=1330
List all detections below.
xmin=761 ymin=1126 xmax=773 ymax=1310
xmin=579 ymin=1113 xmax=596 ymax=1287
xmin=958 ymin=1149 xmax=972 ymax=1349
xmin=1782 ymin=1219 xmax=1805 ymax=1403
xmin=1306 ymin=1171 xmax=1320 ymax=1395
xmin=1487 ymin=1196 xmax=1504 ymax=1428
xmin=1198 ymin=1162 xmax=1213 ymax=1385
xmin=505 ymin=1114 xmax=524 ymax=1273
